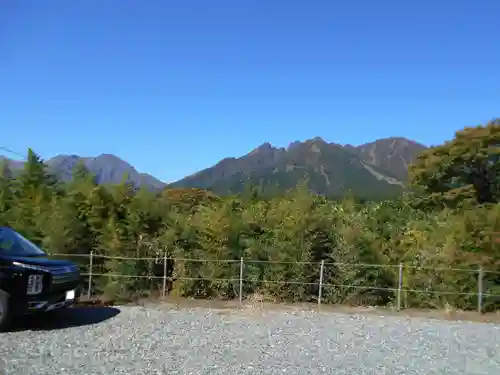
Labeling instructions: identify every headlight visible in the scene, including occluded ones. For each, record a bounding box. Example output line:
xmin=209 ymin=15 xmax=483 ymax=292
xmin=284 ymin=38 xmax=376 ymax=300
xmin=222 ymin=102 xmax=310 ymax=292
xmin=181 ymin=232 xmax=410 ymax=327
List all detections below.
xmin=27 ymin=274 xmax=44 ymax=295
xmin=13 ymin=261 xmax=47 ymax=272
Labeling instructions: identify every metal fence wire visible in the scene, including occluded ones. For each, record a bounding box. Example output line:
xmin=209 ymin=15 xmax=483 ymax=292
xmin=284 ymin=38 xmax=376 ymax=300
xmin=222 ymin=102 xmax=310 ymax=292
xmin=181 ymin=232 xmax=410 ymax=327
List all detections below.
xmin=51 ymin=252 xmax=500 ymax=313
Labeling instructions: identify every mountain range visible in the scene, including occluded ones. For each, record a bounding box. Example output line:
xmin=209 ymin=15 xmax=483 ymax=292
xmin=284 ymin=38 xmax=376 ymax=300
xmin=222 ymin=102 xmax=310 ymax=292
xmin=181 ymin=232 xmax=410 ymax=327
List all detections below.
xmin=169 ymin=137 xmax=426 ymax=199
xmin=0 ymin=153 xmax=166 ymax=191
xmin=0 ymin=136 xmax=427 ymax=199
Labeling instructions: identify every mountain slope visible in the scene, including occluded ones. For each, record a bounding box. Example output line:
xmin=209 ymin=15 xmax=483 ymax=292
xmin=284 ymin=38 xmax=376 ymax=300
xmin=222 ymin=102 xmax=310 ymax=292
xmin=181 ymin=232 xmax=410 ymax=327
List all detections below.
xmin=170 ymin=137 xmax=427 ymax=198
xmin=0 ymin=156 xmax=24 ymax=171
xmin=354 ymin=137 xmax=427 ymax=181
xmin=0 ymin=135 xmax=427 ymax=198
xmin=0 ymin=154 xmax=166 ymax=192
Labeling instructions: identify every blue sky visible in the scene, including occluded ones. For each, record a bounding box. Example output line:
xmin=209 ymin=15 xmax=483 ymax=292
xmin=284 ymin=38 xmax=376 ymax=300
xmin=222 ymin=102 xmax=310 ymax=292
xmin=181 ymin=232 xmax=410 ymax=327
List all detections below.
xmin=1 ymin=0 xmax=498 ymax=182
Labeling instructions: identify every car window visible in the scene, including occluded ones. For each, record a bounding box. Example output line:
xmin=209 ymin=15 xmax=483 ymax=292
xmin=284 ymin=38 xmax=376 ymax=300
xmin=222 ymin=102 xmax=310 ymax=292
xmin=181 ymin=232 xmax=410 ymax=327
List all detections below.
xmin=0 ymin=227 xmax=46 ymax=256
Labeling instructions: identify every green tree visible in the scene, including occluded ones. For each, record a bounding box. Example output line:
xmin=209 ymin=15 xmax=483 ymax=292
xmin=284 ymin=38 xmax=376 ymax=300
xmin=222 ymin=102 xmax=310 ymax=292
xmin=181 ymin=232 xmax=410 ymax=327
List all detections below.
xmin=0 ymin=160 xmax=13 ymax=223
xmin=1 ymin=145 xmax=500 ymax=311
xmin=17 ymin=149 xmax=59 ymax=193
xmin=68 ymin=161 xmax=96 ymax=189
xmin=409 ymin=119 xmax=500 ymax=208
xmin=9 ymin=149 xmax=56 ymax=243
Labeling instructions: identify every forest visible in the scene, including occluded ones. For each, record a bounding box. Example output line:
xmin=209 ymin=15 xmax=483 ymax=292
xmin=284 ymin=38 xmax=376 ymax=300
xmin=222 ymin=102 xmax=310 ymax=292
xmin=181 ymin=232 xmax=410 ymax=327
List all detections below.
xmin=1 ymin=119 xmax=499 ymax=311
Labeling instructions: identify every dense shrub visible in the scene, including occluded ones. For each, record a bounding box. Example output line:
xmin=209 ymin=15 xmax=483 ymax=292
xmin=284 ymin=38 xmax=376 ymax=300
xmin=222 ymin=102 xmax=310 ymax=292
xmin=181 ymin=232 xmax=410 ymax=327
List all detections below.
xmin=1 ymin=150 xmax=499 ymax=311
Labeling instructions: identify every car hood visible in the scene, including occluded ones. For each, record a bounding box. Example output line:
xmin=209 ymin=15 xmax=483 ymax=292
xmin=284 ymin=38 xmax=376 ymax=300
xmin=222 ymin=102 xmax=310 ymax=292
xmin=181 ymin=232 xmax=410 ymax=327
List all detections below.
xmin=3 ymin=255 xmax=76 ymax=269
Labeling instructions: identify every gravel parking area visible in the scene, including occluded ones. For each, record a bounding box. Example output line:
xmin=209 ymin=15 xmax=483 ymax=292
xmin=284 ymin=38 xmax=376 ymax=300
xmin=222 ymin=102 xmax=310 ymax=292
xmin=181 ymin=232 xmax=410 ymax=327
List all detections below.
xmin=1 ymin=304 xmax=500 ymax=375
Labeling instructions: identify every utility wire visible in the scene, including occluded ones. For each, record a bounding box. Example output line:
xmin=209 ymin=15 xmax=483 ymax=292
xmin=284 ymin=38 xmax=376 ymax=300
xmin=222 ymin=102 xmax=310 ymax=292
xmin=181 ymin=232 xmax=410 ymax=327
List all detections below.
xmin=0 ymin=146 xmax=25 ymax=159
xmin=0 ymin=145 xmax=76 ymax=179
xmin=0 ymin=146 xmax=143 ymax=190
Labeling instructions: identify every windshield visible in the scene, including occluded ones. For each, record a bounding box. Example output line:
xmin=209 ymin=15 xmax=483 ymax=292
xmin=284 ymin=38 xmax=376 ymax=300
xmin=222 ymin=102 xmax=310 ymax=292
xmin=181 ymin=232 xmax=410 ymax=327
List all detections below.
xmin=0 ymin=227 xmax=46 ymax=257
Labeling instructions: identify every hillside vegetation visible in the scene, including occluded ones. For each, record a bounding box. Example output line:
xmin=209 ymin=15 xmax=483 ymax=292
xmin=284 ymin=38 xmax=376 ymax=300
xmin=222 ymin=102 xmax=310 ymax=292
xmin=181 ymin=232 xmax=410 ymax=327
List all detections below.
xmin=0 ymin=120 xmax=499 ymax=311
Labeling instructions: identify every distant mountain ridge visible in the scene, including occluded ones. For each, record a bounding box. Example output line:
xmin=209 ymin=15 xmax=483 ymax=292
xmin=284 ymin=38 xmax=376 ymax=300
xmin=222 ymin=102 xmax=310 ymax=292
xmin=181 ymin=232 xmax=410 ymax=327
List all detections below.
xmin=170 ymin=136 xmax=427 ymax=199
xmin=0 ymin=136 xmax=427 ymax=198
xmin=0 ymin=153 xmax=167 ymax=192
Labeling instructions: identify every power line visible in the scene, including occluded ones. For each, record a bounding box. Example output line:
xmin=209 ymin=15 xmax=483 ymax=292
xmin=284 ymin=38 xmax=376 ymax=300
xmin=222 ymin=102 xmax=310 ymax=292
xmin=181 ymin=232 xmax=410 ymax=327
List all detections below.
xmin=0 ymin=146 xmax=25 ymax=160
xmin=0 ymin=146 xmax=75 ymax=179
xmin=0 ymin=146 xmax=144 ymax=190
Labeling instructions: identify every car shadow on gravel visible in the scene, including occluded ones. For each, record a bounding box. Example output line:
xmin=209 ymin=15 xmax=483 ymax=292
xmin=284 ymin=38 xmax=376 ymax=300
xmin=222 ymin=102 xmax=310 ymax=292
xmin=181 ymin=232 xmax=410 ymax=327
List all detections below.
xmin=8 ymin=307 xmax=121 ymax=332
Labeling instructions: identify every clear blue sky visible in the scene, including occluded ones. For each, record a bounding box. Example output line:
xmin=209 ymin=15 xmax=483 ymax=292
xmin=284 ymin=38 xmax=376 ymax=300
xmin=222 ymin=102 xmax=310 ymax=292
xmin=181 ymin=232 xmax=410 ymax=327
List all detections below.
xmin=1 ymin=0 xmax=498 ymax=182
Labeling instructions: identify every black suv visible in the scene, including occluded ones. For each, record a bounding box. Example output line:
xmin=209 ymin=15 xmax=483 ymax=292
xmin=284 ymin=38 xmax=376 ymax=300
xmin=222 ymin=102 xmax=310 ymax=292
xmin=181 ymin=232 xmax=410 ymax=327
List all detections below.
xmin=0 ymin=226 xmax=82 ymax=330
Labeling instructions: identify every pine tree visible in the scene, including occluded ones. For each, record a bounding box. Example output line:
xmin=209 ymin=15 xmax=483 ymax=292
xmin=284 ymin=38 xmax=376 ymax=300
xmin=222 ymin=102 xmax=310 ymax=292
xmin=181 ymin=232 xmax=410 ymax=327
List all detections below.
xmin=0 ymin=160 xmax=13 ymax=224
xmin=9 ymin=149 xmax=55 ymax=243
xmin=98 ymin=215 xmax=137 ymax=299
xmin=69 ymin=161 xmax=96 ymax=190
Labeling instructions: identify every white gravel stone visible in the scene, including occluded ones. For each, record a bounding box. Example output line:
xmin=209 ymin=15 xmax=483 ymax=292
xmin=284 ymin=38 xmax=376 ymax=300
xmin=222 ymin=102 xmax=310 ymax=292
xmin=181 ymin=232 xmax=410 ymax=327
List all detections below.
xmin=0 ymin=305 xmax=499 ymax=374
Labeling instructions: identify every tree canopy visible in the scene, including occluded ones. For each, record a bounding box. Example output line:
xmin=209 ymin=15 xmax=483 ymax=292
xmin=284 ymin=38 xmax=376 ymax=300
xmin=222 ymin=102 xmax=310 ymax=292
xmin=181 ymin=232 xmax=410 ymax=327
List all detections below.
xmin=1 ymin=126 xmax=500 ymax=311
xmin=409 ymin=119 xmax=500 ymax=208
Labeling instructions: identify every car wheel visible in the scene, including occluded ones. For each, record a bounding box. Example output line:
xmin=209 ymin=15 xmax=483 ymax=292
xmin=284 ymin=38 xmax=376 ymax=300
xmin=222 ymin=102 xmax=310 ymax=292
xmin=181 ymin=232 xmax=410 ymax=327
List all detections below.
xmin=0 ymin=290 xmax=12 ymax=332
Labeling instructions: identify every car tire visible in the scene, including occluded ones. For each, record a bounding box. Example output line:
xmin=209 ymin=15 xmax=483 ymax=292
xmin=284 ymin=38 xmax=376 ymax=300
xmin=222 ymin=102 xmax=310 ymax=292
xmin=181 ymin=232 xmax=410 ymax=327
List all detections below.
xmin=0 ymin=289 xmax=12 ymax=332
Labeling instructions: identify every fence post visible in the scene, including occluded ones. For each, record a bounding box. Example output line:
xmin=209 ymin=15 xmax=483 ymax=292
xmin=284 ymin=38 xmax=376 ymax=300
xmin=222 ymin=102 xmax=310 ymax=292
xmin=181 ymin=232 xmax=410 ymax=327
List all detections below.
xmin=239 ymin=257 xmax=244 ymax=304
xmin=318 ymin=260 xmax=325 ymax=306
xmin=162 ymin=252 xmax=168 ymax=298
xmin=478 ymin=266 xmax=484 ymax=314
xmin=87 ymin=251 xmax=93 ymax=299
xmin=397 ymin=263 xmax=403 ymax=311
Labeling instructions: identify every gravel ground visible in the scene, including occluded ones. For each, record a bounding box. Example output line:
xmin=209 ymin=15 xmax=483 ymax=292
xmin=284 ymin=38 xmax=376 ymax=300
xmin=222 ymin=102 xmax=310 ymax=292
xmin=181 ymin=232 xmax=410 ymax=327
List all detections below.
xmin=1 ymin=305 xmax=500 ymax=375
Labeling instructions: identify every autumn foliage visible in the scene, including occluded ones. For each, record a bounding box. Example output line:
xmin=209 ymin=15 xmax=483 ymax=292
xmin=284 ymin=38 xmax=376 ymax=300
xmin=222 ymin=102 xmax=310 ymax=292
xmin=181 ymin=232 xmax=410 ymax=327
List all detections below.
xmin=1 ymin=119 xmax=500 ymax=311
